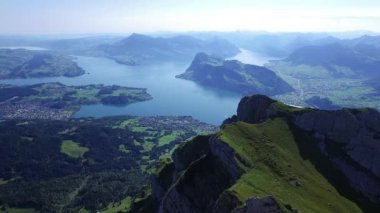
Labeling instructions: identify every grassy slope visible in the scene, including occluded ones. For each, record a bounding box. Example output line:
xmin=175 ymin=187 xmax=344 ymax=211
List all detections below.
xmin=158 ymin=131 xmax=184 ymax=147
xmin=60 ymin=140 xmax=89 ymax=158
xmin=218 ymin=118 xmax=362 ymax=213
xmin=100 ymin=196 xmax=132 ymax=213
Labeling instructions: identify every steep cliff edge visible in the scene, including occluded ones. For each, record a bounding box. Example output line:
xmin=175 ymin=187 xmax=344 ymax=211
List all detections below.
xmin=132 ymin=95 xmax=380 ymax=213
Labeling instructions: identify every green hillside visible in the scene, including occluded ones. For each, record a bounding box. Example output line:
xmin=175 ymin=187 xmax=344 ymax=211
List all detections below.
xmin=145 ymin=95 xmax=380 ymax=213
xmin=221 ymin=119 xmax=361 ymax=212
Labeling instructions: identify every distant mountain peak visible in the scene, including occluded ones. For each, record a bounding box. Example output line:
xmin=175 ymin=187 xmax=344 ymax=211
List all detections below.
xmin=128 ymin=33 xmax=150 ymax=39
xmin=120 ymin=33 xmax=153 ymax=43
xmin=192 ymin=52 xmax=222 ymax=64
xmin=193 ymin=52 xmax=209 ymax=60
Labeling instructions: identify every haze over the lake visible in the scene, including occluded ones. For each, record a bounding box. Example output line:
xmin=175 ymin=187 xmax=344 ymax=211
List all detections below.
xmin=1 ymin=0 xmax=380 ymax=34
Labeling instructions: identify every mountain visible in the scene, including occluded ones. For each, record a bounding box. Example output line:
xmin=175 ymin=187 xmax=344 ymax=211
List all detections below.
xmin=133 ymin=95 xmax=380 ymax=213
xmin=216 ymin=33 xmax=378 ymax=59
xmin=285 ymin=42 xmax=380 ymax=77
xmin=176 ymin=53 xmax=294 ymax=96
xmin=210 ymin=32 xmax=340 ymax=58
xmin=241 ymin=33 xmax=318 ymax=57
xmin=39 ymin=36 xmax=122 ymax=53
xmin=0 ymin=49 xmax=85 ymax=79
xmin=265 ymin=35 xmax=380 ymax=109
xmin=93 ymin=33 xmax=240 ymax=65
xmin=346 ymin=35 xmax=380 ymax=49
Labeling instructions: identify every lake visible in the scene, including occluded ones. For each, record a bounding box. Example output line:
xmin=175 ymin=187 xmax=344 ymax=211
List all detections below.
xmin=0 ymin=48 xmax=272 ymax=125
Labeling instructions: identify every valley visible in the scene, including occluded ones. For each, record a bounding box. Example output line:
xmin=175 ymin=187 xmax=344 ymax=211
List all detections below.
xmin=267 ymin=61 xmax=380 ymax=108
xmin=267 ymin=41 xmax=380 ymax=109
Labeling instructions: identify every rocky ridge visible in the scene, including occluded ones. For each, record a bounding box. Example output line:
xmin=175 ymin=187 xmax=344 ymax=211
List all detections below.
xmin=234 ymin=95 xmax=380 ymax=204
xmin=132 ymin=95 xmax=380 ymax=213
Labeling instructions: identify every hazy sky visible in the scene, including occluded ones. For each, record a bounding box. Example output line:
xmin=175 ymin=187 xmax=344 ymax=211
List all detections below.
xmin=1 ymin=0 xmax=380 ymax=34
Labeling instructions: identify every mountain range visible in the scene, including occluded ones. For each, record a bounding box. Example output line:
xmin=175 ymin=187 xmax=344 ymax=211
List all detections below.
xmin=285 ymin=42 xmax=380 ymax=77
xmin=90 ymin=34 xmax=240 ymax=65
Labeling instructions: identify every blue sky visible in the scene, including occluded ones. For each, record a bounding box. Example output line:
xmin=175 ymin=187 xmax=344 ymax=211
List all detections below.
xmin=1 ymin=0 xmax=380 ymax=34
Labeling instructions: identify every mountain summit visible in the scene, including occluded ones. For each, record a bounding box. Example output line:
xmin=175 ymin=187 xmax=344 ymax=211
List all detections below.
xmin=133 ymin=95 xmax=380 ymax=213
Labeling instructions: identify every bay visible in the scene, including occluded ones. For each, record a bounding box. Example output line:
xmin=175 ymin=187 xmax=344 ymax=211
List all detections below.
xmin=0 ymin=48 xmax=272 ymax=125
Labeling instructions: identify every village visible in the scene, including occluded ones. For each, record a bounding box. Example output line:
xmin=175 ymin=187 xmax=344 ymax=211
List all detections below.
xmin=0 ymin=102 xmax=73 ymax=120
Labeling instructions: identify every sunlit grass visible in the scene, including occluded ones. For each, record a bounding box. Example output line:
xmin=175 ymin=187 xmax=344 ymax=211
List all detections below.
xmin=219 ymin=119 xmax=362 ymax=213
xmin=60 ymin=140 xmax=89 ymax=158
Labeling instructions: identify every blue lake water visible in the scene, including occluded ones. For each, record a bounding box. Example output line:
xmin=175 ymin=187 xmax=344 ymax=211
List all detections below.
xmin=0 ymin=48 xmax=271 ymax=125
xmin=229 ymin=49 xmax=278 ymax=66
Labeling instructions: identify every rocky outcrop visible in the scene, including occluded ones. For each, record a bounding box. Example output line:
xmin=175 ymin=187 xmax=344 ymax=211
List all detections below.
xmin=152 ymin=134 xmax=245 ymax=213
xmin=151 ymin=136 xmax=212 ymax=206
xmin=236 ymin=95 xmax=277 ymax=124
xmin=159 ymin=154 xmax=237 ymax=213
xmin=208 ymin=138 xmax=245 ymax=180
xmin=232 ymin=196 xmax=282 ymax=213
xmin=212 ymin=191 xmax=242 ymax=212
xmin=147 ymin=95 xmax=380 ymax=213
xmin=228 ymin=95 xmax=380 ymax=205
xmin=172 ymin=135 xmax=211 ymax=172
xmin=222 ymin=95 xmax=277 ymax=126
xmin=293 ymin=109 xmax=380 ymax=203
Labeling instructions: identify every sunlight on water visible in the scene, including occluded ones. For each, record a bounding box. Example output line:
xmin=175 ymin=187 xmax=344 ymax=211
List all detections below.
xmin=229 ymin=49 xmax=279 ymax=66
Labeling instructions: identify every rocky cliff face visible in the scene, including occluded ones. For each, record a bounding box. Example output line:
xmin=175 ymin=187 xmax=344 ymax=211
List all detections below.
xmin=151 ymin=135 xmax=246 ymax=213
xmin=140 ymin=95 xmax=380 ymax=213
xmin=151 ymin=133 xmax=287 ymax=213
xmin=293 ymin=109 xmax=380 ymax=203
xmin=232 ymin=196 xmax=282 ymax=213
xmin=236 ymin=95 xmax=277 ymax=123
xmin=222 ymin=95 xmax=278 ymax=126
xmin=229 ymin=95 xmax=380 ymax=206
